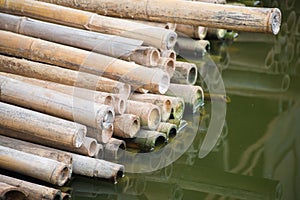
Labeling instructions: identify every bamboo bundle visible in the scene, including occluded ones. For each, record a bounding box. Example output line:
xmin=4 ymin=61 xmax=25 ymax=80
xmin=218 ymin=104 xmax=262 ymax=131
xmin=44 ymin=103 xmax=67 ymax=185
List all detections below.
xmin=0 ymin=75 xmax=114 ymax=130
xmin=103 ymin=138 xmax=126 ymax=161
xmin=126 ymin=100 xmax=162 ymax=130
xmin=171 ymin=61 xmax=198 ymax=85
xmin=36 ymin=0 xmax=282 ymax=34
xmin=0 ymin=174 xmax=62 ymax=200
xmin=0 ymin=146 xmax=70 ymax=186
xmin=176 ymin=24 xmax=208 ymax=40
xmin=0 ymin=102 xmax=86 ymax=149
xmin=0 ymin=55 xmax=131 ymax=97
xmin=0 ymin=0 xmax=177 ymax=50
xmin=113 ymin=114 xmax=141 ymax=138
xmin=0 ymin=182 xmax=27 ymax=200
xmin=0 ymin=31 xmax=170 ymax=94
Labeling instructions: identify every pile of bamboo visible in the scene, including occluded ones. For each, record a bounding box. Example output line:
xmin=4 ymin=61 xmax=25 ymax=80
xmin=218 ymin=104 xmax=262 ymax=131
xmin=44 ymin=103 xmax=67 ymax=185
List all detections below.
xmin=0 ymin=0 xmax=281 ymax=198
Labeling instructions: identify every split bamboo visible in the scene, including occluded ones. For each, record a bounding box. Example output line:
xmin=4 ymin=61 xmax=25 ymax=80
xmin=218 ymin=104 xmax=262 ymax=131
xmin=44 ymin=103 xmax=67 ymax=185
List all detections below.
xmin=0 ymin=146 xmax=70 ymax=186
xmin=0 ymin=174 xmax=62 ymax=200
xmin=171 ymin=61 xmax=198 ymax=85
xmin=0 ymin=75 xmax=115 ymax=130
xmin=0 ymin=182 xmax=27 ymax=200
xmin=0 ymin=102 xmax=86 ymax=149
xmin=71 ymin=153 xmax=125 ymax=183
xmin=113 ymin=114 xmax=141 ymax=138
xmin=0 ymin=31 xmax=170 ymax=94
xmin=176 ymin=24 xmax=208 ymax=40
xmin=126 ymin=100 xmax=161 ymax=130
xmin=160 ymin=50 xmax=177 ymax=60
xmin=35 ymin=0 xmax=282 ymax=34
xmin=157 ymin=57 xmax=175 ymax=77
xmin=86 ymin=125 xmax=113 ymax=144
xmin=103 ymin=138 xmax=126 ymax=161
xmin=0 ymin=0 xmax=177 ymax=50
xmin=157 ymin=122 xmax=178 ymax=139
xmin=129 ymin=93 xmax=172 ymax=122
xmin=63 ymin=137 xmax=98 ymax=157
xmin=0 ymin=55 xmax=131 ymax=97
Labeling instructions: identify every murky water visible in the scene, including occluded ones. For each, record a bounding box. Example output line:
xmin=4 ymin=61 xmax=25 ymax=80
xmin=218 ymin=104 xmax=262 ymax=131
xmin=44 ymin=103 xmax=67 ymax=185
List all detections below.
xmin=69 ymin=1 xmax=300 ymax=199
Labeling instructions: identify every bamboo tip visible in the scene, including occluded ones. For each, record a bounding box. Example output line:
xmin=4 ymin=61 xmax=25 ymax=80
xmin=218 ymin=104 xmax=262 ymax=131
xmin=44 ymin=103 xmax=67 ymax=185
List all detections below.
xmin=101 ymin=124 xmax=114 ymax=144
xmin=52 ymin=164 xmax=70 ymax=186
xmin=172 ymin=99 xmax=185 ymax=120
xmin=130 ymin=116 xmax=141 ymax=137
xmin=116 ymin=97 xmax=127 ymax=115
xmin=168 ymin=124 xmax=178 ymax=138
xmin=269 ymin=8 xmax=282 ymax=35
xmin=149 ymin=49 xmax=161 ymax=66
xmin=166 ymin=31 xmax=178 ymax=50
xmin=0 ymin=183 xmax=27 ymax=200
xmin=148 ymin=107 xmax=161 ymax=130
xmin=164 ymin=58 xmax=175 ymax=77
xmin=88 ymin=139 xmax=98 ymax=157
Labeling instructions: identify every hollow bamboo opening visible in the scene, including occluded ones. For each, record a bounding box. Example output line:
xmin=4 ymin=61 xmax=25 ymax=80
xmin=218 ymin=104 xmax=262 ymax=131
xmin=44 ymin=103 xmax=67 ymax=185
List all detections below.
xmin=158 ymin=73 xmax=170 ymax=94
xmin=148 ymin=108 xmax=161 ymax=130
xmin=187 ymin=65 xmax=197 ymax=85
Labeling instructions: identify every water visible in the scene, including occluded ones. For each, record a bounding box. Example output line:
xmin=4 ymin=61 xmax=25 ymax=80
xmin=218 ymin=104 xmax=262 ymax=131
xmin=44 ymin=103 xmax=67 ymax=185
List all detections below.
xmin=69 ymin=1 xmax=300 ymax=199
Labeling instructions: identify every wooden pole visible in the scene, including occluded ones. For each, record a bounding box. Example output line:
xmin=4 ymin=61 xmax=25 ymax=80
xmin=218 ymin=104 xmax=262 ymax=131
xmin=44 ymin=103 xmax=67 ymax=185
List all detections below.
xmin=0 ymin=146 xmax=70 ymax=186
xmin=0 ymin=75 xmax=115 ymax=130
xmin=0 ymin=102 xmax=86 ymax=149
xmin=103 ymin=138 xmax=126 ymax=161
xmin=126 ymin=100 xmax=161 ymax=130
xmin=35 ymin=0 xmax=282 ymax=34
xmin=0 ymin=182 xmax=27 ymax=200
xmin=0 ymin=0 xmax=177 ymax=50
xmin=171 ymin=61 xmax=198 ymax=85
xmin=0 ymin=174 xmax=62 ymax=200
xmin=0 ymin=31 xmax=170 ymax=94
xmin=113 ymin=114 xmax=140 ymax=138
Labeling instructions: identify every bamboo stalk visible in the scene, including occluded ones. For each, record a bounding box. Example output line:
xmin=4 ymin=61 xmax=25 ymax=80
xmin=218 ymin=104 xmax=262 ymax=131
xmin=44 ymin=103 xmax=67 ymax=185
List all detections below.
xmin=156 ymin=122 xmax=178 ymax=139
xmin=0 ymin=0 xmax=177 ymax=50
xmin=63 ymin=137 xmax=98 ymax=157
xmin=130 ymin=93 xmax=172 ymax=122
xmin=0 ymin=174 xmax=62 ymax=200
xmin=0 ymin=102 xmax=86 ymax=149
xmin=160 ymin=50 xmax=177 ymax=60
xmin=157 ymin=57 xmax=175 ymax=77
xmin=176 ymin=24 xmax=208 ymax=40
xmin=0 ymin=31 xmax=170 ymax=94
xmin=103 ymin=138 xmax=126 ymax=161
xmin=86 ymin=124 xmax=113 ymax=144
xmin=0 ymin=75 xmax=115 ymax=130
xmin=35 ymin=0 xmax=282 ymax=34
xmin=127 ymin=19 xmax=177 ymax=31
xmin=113 ymin=114 xmax=140 ymax=138
xmin=0 ymin=55 xmax=131 ymax=97
xmin=126 ymin=100 xmax=161 ymax=130
xmin=0 ymin=182 xmax=27 ymax=200
xmin=191 ymin=0 xmax=226 ymax=4
xmin=0 ymin=146 xmax=70 ymax=186
xmin=171 ymin=61 xmax=198 ymax=85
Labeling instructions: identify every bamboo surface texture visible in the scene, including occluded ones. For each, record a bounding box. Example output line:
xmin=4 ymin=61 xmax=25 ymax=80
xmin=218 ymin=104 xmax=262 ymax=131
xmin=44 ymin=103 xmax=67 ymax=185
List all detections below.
xmin=36 ymin=0 xmax=282 ymax=34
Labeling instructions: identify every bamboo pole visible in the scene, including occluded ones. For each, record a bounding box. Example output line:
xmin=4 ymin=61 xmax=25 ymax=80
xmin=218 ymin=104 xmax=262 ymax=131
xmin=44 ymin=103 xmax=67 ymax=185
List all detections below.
xmin=171 ymin=61 xmax=198 ymax=85
xmin=157 ymin=57 xmax=175 ymax=77
xmin=0 ymin=102 xmax=86 ymax=149
xmin=0 ymin=0 xmax=177 ymax=50
xmin=176 ymin=24 xmax=208 ymax=40
xmin=160 ymin=50 xmax=177 ymax=60
xmin=175 ymin=37 xmax=210 ymax=57
xmin=0 ymin=146 xmax=70 ymax=186
xmin=127 ymin=19 xmax=177 ymax=31
xmin=113 ymin=114 xmax=141 ymax=138
xmin=126 ymin=100 xmax=161 ymax=130
xmin=156 ymin=122 xmax=178 ymax=139
xmin=129 ymin=93 xmax=172 ymax=122
xmin=191 ymin=0 xmax=226 ymax=4
xmin=0 ymin=174 xmax=62 ymax=200
xmin=168 ymin=97 xmax=185 ymax=120
xmin=86 ymin=125 xmax=113 ymax=144
xmin=103 ymin=138 xmax=126 ymax=161
xmin=0 ymin=75 xmax=115 ymax=130
xmin=94 ymin=143 xmax=104 ymax=159
xmin=206 ymin=28 xmax=227 ymax=40
xmin=0 ymin=31 xmax=170 ymax=94
xmin=0 ymin=55 xmax=131 ymax=97
xmin=63 ymin=137 xmax=98 ymax=157
xmin=35 ymin=0 xmax=282 ymax=34
xmin=0 ymin=182 xmax=27 ymax=200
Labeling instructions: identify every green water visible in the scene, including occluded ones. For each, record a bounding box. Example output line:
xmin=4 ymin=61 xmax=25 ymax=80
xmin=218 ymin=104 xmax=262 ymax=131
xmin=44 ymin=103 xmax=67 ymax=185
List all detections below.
xmin=70 ymin=1 xmax=300 ymax=200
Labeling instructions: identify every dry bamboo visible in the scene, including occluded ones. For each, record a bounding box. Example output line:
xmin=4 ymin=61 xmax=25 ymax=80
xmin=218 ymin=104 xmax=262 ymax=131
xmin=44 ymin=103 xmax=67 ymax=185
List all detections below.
xmin=64 ymin=137 xmax=98 ymax=157
xmin=0 ymin=0 xmax=177 ymax=50
xmin=0 ymin=31 xmax=170 ymax=94
xmin=127 ymin=19 xmax=177 ymax=31
xmin=0 ymin=55 xmax=131 ymax=97
xmin=0 ymin=75 xmax=115 ymax=130
xmin=35 ymin=0 xmax=282 ymax=34
xmin=0 ymin=174 xmax=62 ymax=200
xmin=113 ymin=114 xmax=140 ymax=138
xmin=166 ymin=84 xmax=204 ymax=113
xmin=0 ymin=182 xmax=27 ymax=200
xmin=171 ymin=61 xmax=198 ymax=85
xmin=175 ymin=37 xmax=210 ymax=57
xmin=160 ymin=50 xmax=177 ymax=60
xmin=103 ymin=138 xmax=126 ymax=161
xmin=129 ymin=93 xmax=172 ymax=122
xmin=86 ymin=125 xmax=113 ymax=144
xmin=0 ymin=102 xmax=86 ymax=149
xmin=126 ymin=100 xmax=161 ymax=130
xmin=157 ymin=122 xmax=178 ymax=139
xmin=0 ymin=146 xmax=70 ymax=186
xmin=71 ymin=153 xmax=125 ymax=183
xmin=176 ymin=24 xmax=208 ymax=40
xmin=191 ymin=0 xmax=226 ymax=4
xmin=157 ymin=57 xmax=175 ymax=77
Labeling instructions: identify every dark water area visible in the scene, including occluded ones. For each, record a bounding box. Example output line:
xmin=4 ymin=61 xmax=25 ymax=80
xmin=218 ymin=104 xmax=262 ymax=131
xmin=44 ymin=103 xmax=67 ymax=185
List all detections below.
xmin=70 ymin=1 xmax=300 ymax=200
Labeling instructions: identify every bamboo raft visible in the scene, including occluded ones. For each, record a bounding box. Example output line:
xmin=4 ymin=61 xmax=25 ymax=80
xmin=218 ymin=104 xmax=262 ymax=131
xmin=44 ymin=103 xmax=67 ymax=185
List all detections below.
xmin=0 ymin=0 xmax=281 ymax=198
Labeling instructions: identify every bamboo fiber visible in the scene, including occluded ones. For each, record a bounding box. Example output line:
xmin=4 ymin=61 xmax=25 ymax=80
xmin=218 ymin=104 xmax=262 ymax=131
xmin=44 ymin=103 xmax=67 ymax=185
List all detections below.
xmin=0 ymin=75 xmax=114 ymax=130
xmin=126 ymin=100 xmax=161 ymax=130
xmin=0 ymin=182 xmax=27 ymax=200
xmin=103 ymin=138 xmax=126 ymax=161
xmin=0 ymin=174 xmax=62 ymax=200
xmin=113 ymin=114 xmax=140 ymax=138
xmin=0 ymin=102 xmax=86 ymax=149
xmin=0 ymin=0 xmax=177 ymax=50
xmin=171 ymin=61 xmax=198 ymax=85
xmin=0 ymin=146 xmax=70 ymax=186
xmin=36 ymin=0 xmax=282 ymax=34
xmin=0 ymin=55 xmax=131 ymax=97
xmin=0 ymin=31 xmax=170 ymax=94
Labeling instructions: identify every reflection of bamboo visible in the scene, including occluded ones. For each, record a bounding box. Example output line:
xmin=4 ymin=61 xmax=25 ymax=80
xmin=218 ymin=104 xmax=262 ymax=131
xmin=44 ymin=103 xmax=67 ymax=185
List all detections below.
xmin=286 ymin=10 xmax=297 ymax=34
xmin=0 ymin=103 xmax=86 ymax=149
xmin=176 ymin=24 xmax=208 ymax=39
xmin=144 ymin=182 xmax=183 ymax=200
xmin=204 ymin=93 xmax=231 ymax=103
xmin=103 ymin=138 xmax=126 ymax=161
xmin=171 ymin=61 xmax=198 ymax=85
xmin=0 ymin=182 xmax=27 ymax=199
xmin=0 ymin=31 xmax=170 ymax=94
xmin=0 ymin=174 xmax=62 ymax=200
xmin=0 ymin=55 xmax=131 ymax=97
xmin=114 ymin=114 xmax=140 ymax=138
xmin=0 ymin=146 xmax=70 ymax=186
xmin=157 ymin=122 xmax=178 ymax=139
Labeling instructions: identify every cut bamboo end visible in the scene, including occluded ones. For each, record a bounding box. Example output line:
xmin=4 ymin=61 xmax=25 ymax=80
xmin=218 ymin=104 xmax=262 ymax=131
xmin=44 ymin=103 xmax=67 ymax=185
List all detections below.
xmin=52 ymin=164 xmax=71 ymax=187
xmin=86 ymin=124 xmax=113 ymax=144
xmin=206 ymin=28 xmax=227 ymax=40
xmin=111 ymin=95 xmax=127 ymax=115
xmin=269 ymin=8 xmax=281 ymax=35
xmin=168 ymin=97 xmax=185 ymax=120
xmin=103 ymin=138 xmax=126 ymax=161
xmin=0 ymin=182 xmax=27 ymax=200
xmin=124 ymin=47 xmax=161 ymax=67
xmin=113 ymin=114 xmax=141 ymax=138
xmin=171 ymin=61 xmax=198 ymax=85
xmin=157 ymin=122 xmax=178 ymax=139
xmin=94 ymin=143 xmax=104 ymax=159
xmin=158 ymin=57 xmax=175 ymax=77
xmin=160 ymin=50 xmax=177 ymax=60
xmin=73 ymin=137 xmax=97 ymax=157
